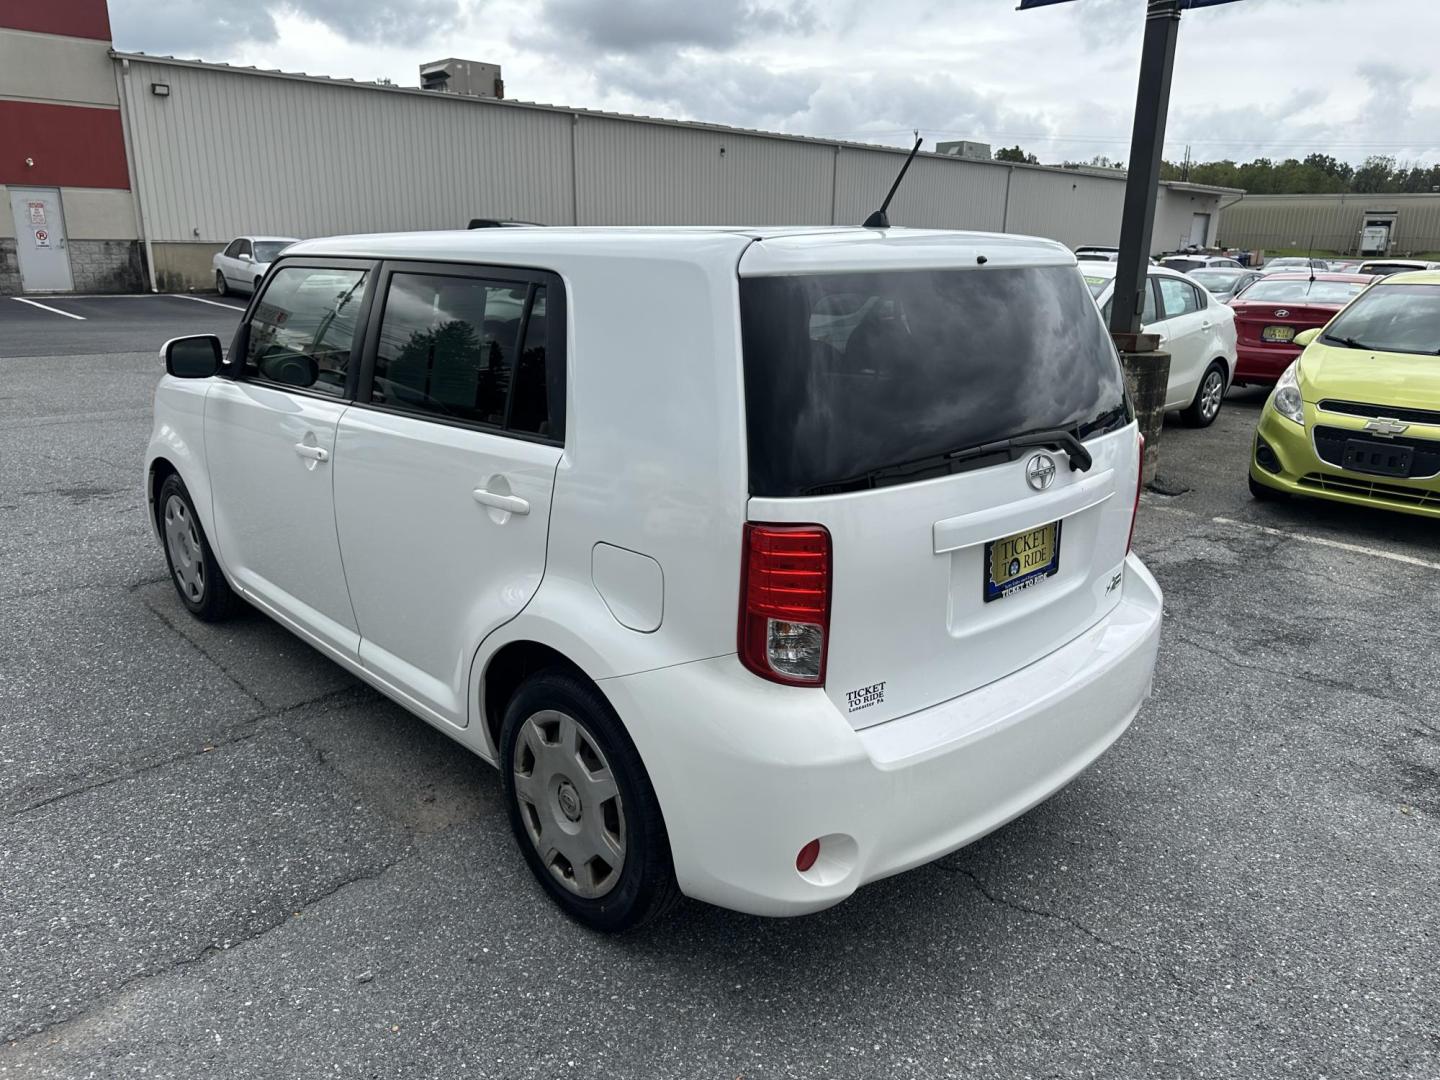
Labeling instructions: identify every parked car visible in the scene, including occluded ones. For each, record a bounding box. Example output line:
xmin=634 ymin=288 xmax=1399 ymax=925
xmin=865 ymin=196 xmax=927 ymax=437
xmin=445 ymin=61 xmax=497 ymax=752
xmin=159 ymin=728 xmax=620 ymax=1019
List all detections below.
xmin=1229 ymin=273 xmax=1379 ymax=385
xmin=1159 ymin=254 xmax=1243 ymax=273
xmin=1356 ymin=258 xmax=1440 ymax=277
xmin=212 ymin=236 xmax=298 ymax=297
xmin=1074 ymin=244 xmax=1119 ymax=261
xmin=1249 ymin=269 xmax=1440 ymax=519
xmin=1187 ymin=267 xmax=1264 ymax=303
xmin=1259 ymin=256 xmax=1330 ymax=275
xmin=147 ymin=226 xmax=1163 ymax=930
xmin=1083 ymin=261 xmax=1239 ymax=426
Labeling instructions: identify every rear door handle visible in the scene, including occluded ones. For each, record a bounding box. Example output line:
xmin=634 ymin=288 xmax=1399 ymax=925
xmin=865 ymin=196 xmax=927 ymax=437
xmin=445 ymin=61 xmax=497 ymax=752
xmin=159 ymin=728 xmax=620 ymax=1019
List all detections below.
xmin=472 ymin=488 xmax=529 ymax=515
xmin=294 ymin=443 xmax=329 ymax=462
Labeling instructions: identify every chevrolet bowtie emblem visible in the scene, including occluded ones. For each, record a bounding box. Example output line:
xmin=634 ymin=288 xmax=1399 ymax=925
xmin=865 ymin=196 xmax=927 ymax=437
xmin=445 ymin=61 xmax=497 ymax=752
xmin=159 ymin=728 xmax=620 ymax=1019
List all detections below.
xmin=1364 ymin=417 xmax=1409 ymax=437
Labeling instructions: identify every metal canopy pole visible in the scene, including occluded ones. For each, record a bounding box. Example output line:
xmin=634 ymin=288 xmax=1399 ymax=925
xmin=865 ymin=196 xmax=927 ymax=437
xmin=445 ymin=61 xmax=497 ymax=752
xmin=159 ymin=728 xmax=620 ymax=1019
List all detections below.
xmin=1109 ymin=0 xmax=1182 ymax=343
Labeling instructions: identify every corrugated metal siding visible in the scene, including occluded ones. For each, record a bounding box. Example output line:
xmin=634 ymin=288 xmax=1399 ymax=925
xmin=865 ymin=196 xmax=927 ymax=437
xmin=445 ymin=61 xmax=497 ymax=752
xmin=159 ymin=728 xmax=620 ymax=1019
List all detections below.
xmin=118 ymin=56 xmax=1234 ymax=260
xmin=1006 ymin=168 xmax=1125 ymax=248
xmin=833 ymin=152 xmax=1007 ymax=231
xmin=121 ymin=59 xmax=573 ymax=240
xmin=1219 ymin=193 xmax=1440 ymax=254
xmin=575 ymin=116 xmax=833 ymax=225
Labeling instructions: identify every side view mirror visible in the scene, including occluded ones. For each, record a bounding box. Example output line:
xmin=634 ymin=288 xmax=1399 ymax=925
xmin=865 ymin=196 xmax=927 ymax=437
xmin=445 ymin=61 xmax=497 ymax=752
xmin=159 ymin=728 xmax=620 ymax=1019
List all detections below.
xmin=163 ymin=334 xmax=223 ymax=379
xmin=1293 ymin=328 xmax=1321 ymax=348
xmin=238 ymin=252 xmax=253 ymax=262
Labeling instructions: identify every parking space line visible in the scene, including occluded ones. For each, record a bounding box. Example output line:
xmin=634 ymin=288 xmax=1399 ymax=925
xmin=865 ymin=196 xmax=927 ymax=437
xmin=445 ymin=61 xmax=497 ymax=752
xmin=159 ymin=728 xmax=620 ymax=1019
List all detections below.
xmin=11 ymin=297 xmax=85 ymax=320
xmin=1212 ymin=516 xmax=1440 ymax=571
xmin=172 ymin=295 xmax=247 ymax=312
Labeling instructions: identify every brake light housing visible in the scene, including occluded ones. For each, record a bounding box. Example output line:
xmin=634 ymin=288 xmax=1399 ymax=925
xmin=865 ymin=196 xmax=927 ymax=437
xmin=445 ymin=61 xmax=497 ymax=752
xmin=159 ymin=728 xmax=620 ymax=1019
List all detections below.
xmin=1127 ymin=430 xmax=1145 ymax=554
xmin=738 ymin=523 xmax=831 ymax=686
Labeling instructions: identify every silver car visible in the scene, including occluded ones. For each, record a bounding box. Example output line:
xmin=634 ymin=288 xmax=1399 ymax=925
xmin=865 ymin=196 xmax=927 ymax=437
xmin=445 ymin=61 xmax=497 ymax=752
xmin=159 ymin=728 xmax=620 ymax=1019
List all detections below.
xmin=212 ymin=235 xmax=298 ymax=297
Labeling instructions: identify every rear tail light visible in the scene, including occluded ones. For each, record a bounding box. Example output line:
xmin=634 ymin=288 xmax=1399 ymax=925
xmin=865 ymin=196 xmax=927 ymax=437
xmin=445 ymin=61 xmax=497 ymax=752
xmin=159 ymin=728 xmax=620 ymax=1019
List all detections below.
xmin=739 ymin=523 xmax=831 ymax=686
xmin=1127 ymin=431 xmax=1145 ymax=554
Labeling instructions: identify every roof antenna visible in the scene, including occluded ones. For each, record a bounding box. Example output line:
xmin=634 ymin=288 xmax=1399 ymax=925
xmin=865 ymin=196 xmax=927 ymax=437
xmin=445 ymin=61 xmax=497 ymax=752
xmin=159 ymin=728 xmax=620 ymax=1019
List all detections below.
xmin=864 ymin=132 xmax=923 ymax=228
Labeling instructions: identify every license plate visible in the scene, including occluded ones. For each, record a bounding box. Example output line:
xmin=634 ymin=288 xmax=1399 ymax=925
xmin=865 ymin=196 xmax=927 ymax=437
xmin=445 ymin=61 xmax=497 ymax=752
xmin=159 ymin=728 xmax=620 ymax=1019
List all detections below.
xmin=984 ymin=521 xmax=1062 ymax=603
xmin=1261 ymin=325 xmax=1295 ymax=343
xmin=1343 ymin=439 xmax=1413 ymax=477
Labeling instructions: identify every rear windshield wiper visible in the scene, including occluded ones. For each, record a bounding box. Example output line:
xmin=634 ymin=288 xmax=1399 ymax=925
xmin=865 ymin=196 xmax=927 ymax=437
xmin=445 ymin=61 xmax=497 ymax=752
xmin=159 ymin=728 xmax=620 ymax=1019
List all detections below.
xmin=801 ymin=429 xmax=1094 ymax=495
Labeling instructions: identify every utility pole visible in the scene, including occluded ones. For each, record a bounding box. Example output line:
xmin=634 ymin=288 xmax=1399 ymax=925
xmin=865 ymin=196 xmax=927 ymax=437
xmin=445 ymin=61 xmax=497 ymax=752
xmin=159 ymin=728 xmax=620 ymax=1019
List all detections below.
xmin=1109 ymin=0 xmax=1182 ymax=342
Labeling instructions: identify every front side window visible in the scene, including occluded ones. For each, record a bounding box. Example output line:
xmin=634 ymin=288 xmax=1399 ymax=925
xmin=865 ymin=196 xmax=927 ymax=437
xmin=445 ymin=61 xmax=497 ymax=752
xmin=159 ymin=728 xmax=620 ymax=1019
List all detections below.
xmin=1321 ymin=283 xmax=1440 ymax=355
xmin=1158 ymin=277 xmax=1200 ymax=319
xmin=223 ymin=239 xmax=244 ymax=258
xmin=371 ymin=273 xmax=558 ymax=437
xmin=237 ymin=240 xmax=253 ymax=259
xmin=244 ymin=266 xmax=369 ymax=397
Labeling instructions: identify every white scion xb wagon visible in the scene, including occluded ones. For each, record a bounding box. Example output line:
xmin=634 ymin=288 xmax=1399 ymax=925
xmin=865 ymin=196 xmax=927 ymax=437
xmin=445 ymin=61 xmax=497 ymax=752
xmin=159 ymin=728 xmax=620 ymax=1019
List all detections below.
xmin=147 ymin=226 xmax=1163 ymax=930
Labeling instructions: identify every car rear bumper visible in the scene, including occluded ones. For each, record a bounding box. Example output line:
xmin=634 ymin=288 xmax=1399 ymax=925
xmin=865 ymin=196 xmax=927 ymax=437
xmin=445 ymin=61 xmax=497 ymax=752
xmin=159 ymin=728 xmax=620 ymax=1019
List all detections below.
xmin=602 ymin=554 xmax=1163 ymax=916
xmin=1235 ymin=341 xmax=1300 ymax=383
xmin=1250 ymin=407 xmax=1440 ymax=518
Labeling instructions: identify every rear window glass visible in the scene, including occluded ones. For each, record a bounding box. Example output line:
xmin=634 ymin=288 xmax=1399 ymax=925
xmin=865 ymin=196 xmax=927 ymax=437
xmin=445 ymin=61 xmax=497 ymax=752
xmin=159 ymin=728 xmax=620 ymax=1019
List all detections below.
xmin=1241 ymin=279 xmax=1368 ymax=303
xmin=740 ymin=266 xmax=1129 ymax=497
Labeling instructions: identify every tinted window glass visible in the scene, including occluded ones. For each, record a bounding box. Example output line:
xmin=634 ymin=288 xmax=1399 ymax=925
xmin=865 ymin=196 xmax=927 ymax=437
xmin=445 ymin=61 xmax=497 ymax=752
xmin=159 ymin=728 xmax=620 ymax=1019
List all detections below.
xmin=740 ymin=266 xmax=1128 ymax=497
xmin=244 ymin=266 xmax=368 ymax=397
xmin=1239 ymin=279 xmax=1368 ymax=304
xmin=1158 ymin=277 xmax=1199 ymax=318
xmin=223 ymin=239 xmax=243 ymax=258
xmin=507 ymin=288 xmax=562 ymax=439
xmin=1321 ymin=283 xmax=1440 ymax=355
xmin=372 ymin=273 xmax=526 ymax=426
xmin=237 ymin=240 xmax=252 ymax=258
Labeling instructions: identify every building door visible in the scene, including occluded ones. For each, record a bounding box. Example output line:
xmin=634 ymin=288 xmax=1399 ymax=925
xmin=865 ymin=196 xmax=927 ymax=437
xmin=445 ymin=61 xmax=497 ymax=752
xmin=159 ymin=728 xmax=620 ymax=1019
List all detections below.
xmin=8 ymin=188 xmax=74 ymax=293
xmin=1189 ymin=212 xmax=1211 ymax=248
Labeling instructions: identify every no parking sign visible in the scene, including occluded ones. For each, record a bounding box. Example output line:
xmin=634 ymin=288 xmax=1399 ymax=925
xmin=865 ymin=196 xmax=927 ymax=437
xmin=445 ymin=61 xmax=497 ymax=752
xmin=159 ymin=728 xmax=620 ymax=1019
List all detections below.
xmin=33 ymin=228 xmax=50 ymax=248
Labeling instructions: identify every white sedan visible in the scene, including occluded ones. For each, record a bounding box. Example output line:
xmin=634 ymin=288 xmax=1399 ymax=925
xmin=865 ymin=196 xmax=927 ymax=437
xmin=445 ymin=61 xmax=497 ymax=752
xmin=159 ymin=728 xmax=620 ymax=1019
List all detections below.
xmin=1081 ymin=261 xmax=1239 ymax=427
xmin=212 ymin=235 xmax=298 ymax=297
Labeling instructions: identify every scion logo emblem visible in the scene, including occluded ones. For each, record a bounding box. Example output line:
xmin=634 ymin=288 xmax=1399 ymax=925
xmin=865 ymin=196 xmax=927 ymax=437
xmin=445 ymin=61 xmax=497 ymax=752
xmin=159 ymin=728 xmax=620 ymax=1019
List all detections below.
xmin=1026 ymin=453 xmax=1057 ymax=491
xmin=1274 ymin=309 xmax=1290 ymax=318
xmin=1364 ymin=417 xmax=1409 ymax=437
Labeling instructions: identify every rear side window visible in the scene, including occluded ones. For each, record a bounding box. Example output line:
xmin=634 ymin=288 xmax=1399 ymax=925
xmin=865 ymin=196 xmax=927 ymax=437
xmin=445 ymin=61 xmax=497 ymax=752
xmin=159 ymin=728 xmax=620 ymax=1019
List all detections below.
xmin=369 ymin=273 xmax=561 ymax=440
xmin=244 ymin=266 xmax=369 ymax=397
xmin=740 ymin=266 xmax=1128 ymax=497
xmin=1158 ymin=277 xmax=1200 ymax=318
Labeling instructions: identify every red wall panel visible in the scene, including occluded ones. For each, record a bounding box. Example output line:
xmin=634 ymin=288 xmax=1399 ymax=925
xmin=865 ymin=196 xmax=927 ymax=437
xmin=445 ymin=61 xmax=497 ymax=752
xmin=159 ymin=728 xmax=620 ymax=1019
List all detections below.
xmin=0 ymin=0 xmax=112 ymax=41
xmin=0 ymin=101 xmax=130 ymax=189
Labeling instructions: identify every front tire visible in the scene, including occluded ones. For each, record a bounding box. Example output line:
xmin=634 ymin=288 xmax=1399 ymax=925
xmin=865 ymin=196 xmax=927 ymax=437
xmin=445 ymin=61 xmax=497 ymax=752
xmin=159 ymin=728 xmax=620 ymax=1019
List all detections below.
xmin=215 ymin=270 xmax=228 ymax=297
xmin=1182 ymin=361 xmax=1227 ymax=428
xmin=500 ymin=670 xmax=680 ymax=932
xmin=157 ymin=473 xmax=235 ymax=622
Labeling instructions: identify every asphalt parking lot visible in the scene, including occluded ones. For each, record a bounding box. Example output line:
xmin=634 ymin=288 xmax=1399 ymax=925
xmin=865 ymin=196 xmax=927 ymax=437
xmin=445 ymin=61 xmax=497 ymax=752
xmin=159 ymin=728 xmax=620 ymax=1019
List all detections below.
xmin=2 ymin=295 xmax=1438 ymax=1079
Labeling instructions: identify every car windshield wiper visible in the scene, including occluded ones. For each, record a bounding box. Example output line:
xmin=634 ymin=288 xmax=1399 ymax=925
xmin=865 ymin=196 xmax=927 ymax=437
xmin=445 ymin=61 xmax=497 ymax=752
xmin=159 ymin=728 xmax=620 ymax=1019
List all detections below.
xmin=1328 ymin=335 xmax=1380 ymax=351
xmin=801 ymin=428 xmax=1094 ymax=495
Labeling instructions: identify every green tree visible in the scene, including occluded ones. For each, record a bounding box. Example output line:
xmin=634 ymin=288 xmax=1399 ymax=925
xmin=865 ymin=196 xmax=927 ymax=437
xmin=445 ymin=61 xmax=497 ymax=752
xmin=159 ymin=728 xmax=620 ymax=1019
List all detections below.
xmin=994 ymin=145 xmax=1038 ymax=164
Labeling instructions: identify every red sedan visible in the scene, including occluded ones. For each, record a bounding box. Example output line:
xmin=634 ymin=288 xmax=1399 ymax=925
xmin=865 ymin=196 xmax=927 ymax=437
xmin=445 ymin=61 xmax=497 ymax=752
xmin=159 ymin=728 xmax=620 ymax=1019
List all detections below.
xmin=1230 ymin=272 xmax=1379 ymax=384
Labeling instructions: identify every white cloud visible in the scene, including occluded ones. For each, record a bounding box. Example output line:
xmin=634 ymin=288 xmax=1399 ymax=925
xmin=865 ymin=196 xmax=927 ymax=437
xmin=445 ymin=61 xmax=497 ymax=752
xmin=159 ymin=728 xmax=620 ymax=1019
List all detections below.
xmin=108 ymin=0 xmax=1440 ymax=167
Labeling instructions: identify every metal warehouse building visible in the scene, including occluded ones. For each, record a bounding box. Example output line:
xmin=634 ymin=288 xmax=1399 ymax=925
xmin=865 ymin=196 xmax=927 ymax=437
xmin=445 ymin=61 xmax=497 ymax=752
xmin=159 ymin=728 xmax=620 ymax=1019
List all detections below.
xmin=1219 ymin=193 xmax=1440 ymax=258
xmin=2 ymin=0 xmax=1239 ymax=295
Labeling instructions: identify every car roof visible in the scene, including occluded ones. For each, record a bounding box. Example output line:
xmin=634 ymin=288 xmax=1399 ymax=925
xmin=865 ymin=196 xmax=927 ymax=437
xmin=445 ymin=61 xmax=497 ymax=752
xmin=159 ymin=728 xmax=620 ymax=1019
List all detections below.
xmin=282 ymin=226 xmax=1078 ymax=275
xmin=1376 ymin=269 xmax=1440 ymax=285
xmin=241 ymin=235 xmax=300 ymax=242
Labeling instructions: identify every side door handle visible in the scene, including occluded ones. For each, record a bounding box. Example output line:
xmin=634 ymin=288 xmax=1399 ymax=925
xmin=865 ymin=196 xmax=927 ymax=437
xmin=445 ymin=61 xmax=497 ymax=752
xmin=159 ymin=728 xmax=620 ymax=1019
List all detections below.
xmin=472 ymin=488 xmax=529 ymax=515
xmin=294 ymin=443 xmax=329 ymax=462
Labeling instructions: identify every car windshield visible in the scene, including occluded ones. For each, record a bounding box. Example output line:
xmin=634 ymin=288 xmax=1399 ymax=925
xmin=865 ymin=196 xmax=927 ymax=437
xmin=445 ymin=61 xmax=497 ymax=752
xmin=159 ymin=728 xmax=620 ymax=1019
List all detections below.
xmin=254 ymin=241 xmax=293 ymax=263
xmin=1362 ymin=263 xmax=1422 ymax=276
xmin=1239 ymin=279 xmax=1369 ymax=304
xmin=739 ymin=266 xmax=1129 ymax=496
xmin=1321 ymin=283 xmax=1440 ymax=355
xmin=1266 ymin=259 xmax=1307 ymax=269
xmin=1081 ymin=273 xmax=1112 ymax=297
xmin=1189 ymin=270 xmax=1242 ymax=292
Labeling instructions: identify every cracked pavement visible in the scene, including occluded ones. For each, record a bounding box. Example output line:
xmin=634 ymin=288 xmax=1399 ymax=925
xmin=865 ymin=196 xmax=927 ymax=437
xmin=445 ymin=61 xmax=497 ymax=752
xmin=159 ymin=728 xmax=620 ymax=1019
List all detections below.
xmin=2 ymin=303 xmax=1439 ymax=1078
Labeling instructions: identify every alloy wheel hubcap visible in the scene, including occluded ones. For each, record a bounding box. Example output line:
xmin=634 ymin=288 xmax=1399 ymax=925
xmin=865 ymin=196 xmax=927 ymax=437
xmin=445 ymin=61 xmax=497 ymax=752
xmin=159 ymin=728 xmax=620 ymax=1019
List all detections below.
xmin=512 ymin=710 xmax=626 ymax=899
xmin=1201 ymin=372 xmax=1223 ymax=418
xmin=162 ymin=494 xmax=205 ymax=602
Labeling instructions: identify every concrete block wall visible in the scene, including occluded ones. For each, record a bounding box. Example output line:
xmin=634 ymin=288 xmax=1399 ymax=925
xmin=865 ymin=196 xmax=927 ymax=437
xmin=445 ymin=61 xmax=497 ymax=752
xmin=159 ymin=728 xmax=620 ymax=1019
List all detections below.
xmin=68 ymin=239 xmax=144 ymax=292
xmin=0 ymin=240 xmax=20 ymax=294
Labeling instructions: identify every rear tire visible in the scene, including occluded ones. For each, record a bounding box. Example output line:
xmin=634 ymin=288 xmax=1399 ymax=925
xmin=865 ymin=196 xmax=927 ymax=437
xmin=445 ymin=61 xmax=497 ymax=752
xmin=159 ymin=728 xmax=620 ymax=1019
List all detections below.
xmin=157 ymin=473 xmax=235 ymax=622
xmin=1182 ymin=361 xmax=1227 ymax=428
xmin=500 ymin=670 xmax=680 ymax=932
xmin=215 ymin=271 xmax=228 ymax=297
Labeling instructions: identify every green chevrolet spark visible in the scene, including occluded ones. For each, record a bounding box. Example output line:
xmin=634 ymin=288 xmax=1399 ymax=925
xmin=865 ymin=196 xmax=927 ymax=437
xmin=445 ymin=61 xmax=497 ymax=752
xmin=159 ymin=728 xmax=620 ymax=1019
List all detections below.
xmin=1249 ymin=270 xmax=1440 ymax=519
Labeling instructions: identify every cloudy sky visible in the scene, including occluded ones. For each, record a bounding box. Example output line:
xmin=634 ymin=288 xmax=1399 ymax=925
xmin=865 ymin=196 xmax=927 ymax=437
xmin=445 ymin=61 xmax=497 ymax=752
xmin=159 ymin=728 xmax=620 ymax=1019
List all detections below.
xmin=109 ymin=0 xmax=1440 ymax=167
